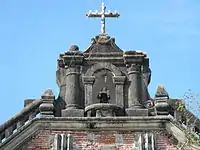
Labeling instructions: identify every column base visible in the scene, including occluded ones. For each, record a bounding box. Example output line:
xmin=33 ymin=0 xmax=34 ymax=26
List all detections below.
xmin=156 ymin=111 xmax=170 ymax=115
xmin=126 ymin=108 xmax=148 ymax=116
xmin=62 ymin=108 xmax=84 ymax=117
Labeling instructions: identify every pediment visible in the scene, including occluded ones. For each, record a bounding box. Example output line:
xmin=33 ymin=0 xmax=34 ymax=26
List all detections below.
xmin=84 ymin=35 xmax=123 ymax=53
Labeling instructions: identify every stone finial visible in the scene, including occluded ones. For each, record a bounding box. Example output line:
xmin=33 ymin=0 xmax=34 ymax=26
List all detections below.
xmin=39 ymin=89 xmax=55 ymax=117
xmin=42 ymin=89 xmax=54 ymax=96
xmin=154 ymin=85 xmax=170 ymax=115
xmin=69 ymin=45 xmax=79 ymax=52
xmin=155 ymin=85 xmax=169 ymax=99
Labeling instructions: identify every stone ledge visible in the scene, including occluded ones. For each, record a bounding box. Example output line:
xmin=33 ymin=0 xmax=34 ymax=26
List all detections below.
xmin=126 ymin=108 xmax=148 ymax=116
xmin=1 ymin=115 xmax=198 ymax=150
xmin=62 ymin=108 xmax=84 ymax=117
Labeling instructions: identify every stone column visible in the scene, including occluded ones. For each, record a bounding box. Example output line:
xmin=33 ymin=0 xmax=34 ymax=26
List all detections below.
xmin=113 ymin=76 xmax=126 ymax=108
xmin=62 ymin=65 xmax=84 ymax=117
xmin=65 ymin=66 xmax=81 ymax=109
xmin=125 ymin=64 xmax=148 ymax=116
xmin=127 ymin=64 xmax=142 ymax=108
xmin=82 ymin=76 xmax=95 ymax=107
xmin=61 ymin=47 xmax=84 ymax=117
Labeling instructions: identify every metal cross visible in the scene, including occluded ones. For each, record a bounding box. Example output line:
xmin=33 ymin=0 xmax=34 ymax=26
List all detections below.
xmin=86 ymin=3 xmax=120 ymax=35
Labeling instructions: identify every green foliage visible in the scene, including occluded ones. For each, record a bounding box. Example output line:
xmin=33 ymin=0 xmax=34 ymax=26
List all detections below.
xmin=176 ymin=89 xmax=200 ymax=147
xmin=186 ymin=131 xmax=200 ymax=145
xmin=183 ymin=89 xmax=200 ymax=118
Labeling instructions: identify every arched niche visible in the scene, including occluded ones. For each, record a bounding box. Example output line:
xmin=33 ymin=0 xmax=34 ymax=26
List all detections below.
xmin=92 ymin=69 xmax=116 ymax=104
xmin=83 ymin=62 xmax=126 ymax=108
xmin=85 ymin=62 xmax=122 ymax=76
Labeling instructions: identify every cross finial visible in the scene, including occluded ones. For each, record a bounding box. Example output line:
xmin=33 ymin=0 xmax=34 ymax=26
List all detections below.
xmin=86 ymin=3 xmax=120 ymax=35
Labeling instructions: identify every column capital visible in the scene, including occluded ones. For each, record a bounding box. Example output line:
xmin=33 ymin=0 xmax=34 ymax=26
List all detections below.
xmin=113 ymin=76 xmax=126 ymax=84
xmin=127 ymin=64 xmax=141 ymax=74
xmin=60 ymin=52 xmax=84 ymax=67
xmin=65 ymin=67 xmax=81 ymax=76
xmin=82 ymin=76 xmax=95 ymax=84
xmin=123 ymin=50 xmax=147 ymax=64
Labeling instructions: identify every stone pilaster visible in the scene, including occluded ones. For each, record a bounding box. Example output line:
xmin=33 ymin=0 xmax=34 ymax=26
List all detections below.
xmin=113 ymin=76 xmax=126 ymax=108
xmin=50 ymin=134 xmax=61 ymax=150
xmin=133 ymin=132 xmax=155 ymax=150
xmin=61 ymin=134 xmax=73 ymax=150
xmin=50 ymin=134 xmax=73 ymax=150
xmin=133 ymin=133 xmax=143 ymax=150
xmin=82 ymin=76 xmax=95 ymax=106
xmin=151 ymin=133 xmax=155 ymax=150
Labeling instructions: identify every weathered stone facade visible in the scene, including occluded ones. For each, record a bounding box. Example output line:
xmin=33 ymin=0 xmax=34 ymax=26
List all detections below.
xmin=54 ymin=34 xmax=151 ymax=118
xmin=0 ymin=3 xmax=199 ymax=150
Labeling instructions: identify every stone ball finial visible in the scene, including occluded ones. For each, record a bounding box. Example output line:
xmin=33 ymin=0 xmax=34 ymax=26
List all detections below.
xmin=155 ymin=84 xmax=169 ymax=99
xmin=42 ymin=89 xmax=54 ymax=97
xmin=69 ymin=45 xmax=79 ymax=52
xmin=41 ymin=89 xmax=55 ymax=99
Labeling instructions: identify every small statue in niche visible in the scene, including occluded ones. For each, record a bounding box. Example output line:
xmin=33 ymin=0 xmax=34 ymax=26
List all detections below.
xmin=97 ymin=87 xmax=110 ymax=103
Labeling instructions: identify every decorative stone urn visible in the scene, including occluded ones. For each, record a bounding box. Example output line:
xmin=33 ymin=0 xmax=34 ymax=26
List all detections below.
xmin=154 ymin=98 xmax=170 ymax=115
xmin=154 ymin=85 xmax=170 ymax=115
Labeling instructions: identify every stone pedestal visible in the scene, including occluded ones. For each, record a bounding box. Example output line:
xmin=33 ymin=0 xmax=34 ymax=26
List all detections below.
xmin=62 ymin=108 xmax=84 ymax=117
xmin=96 ymin=109 xmax=115 ymax=117
xmin=126 ymin=108 xmax=148 ymax=116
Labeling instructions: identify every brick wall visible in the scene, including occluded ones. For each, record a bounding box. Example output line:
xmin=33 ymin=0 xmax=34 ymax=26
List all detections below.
xmin=51 ymin=130 xmax=135 ymax=150
xmin=156 ymin=133 xmax=176 ymax=150
xmin=24 ymin=130 xmax=176 ymax=150
xmin=25 ymin=130 xmax=51 ymax=150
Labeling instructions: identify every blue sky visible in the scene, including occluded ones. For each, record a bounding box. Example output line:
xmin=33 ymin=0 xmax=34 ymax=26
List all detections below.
xmin=0 ymin=0 xmax=199 ymax=123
